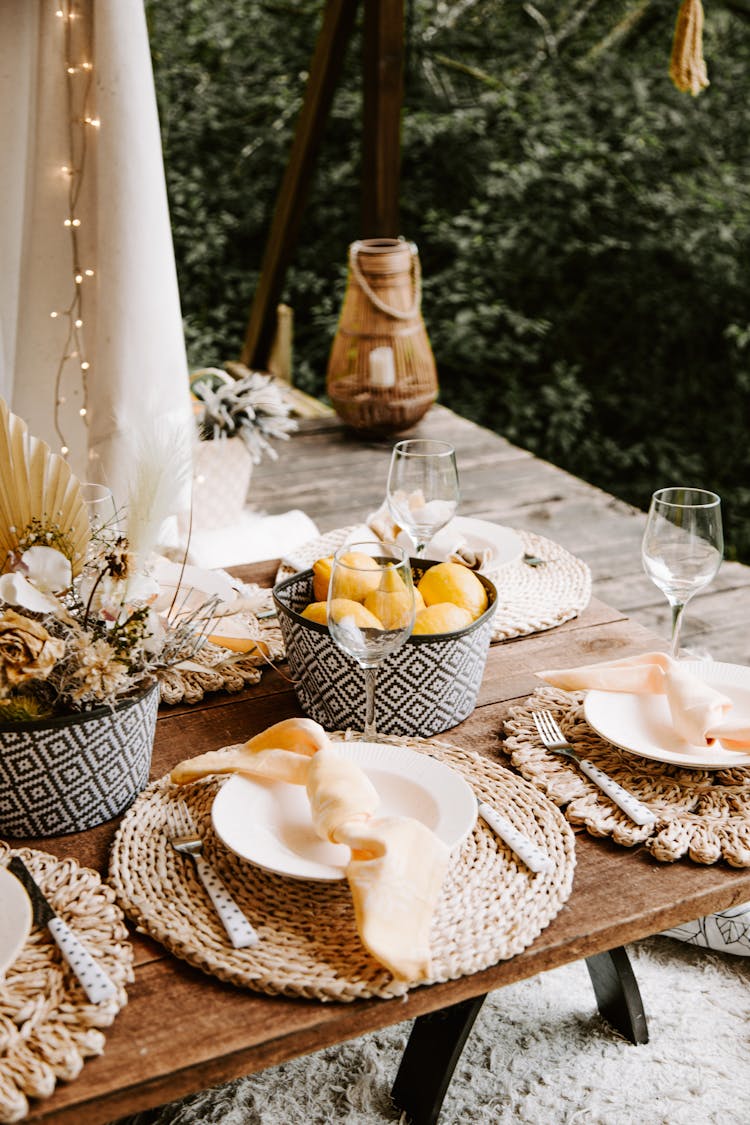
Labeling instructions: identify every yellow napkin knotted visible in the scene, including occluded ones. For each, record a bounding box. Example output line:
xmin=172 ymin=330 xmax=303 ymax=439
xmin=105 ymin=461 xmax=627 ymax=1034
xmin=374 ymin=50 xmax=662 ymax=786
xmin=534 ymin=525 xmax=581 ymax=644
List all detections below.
xmin=171 ymin=718 xmax=450 ymax=981
xmin=539 ymin=652 xmax=750 ymax=750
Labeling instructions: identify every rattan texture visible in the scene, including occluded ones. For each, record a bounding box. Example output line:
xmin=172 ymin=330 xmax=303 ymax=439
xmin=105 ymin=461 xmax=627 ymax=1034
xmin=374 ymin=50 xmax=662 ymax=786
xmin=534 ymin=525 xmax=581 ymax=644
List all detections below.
xmin=0 ymin=846 xmax=132 ymax=1124
xmin=156 ymin=582 xmax=284 ymax=706
xmin=504 ymin=687 xmax=750 ymax=867
xmin=276 ymin=525 xmax=591 ymax=643
xmin=109 ymin=734 xmax=576 ymax=1002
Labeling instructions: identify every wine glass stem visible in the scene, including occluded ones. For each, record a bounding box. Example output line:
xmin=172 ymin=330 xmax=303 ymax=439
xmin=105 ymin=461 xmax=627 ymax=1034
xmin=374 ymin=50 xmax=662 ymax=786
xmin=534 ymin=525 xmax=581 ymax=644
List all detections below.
xmin=415 ymin=540 xmax=426 ymax=556
xmin=363 ymin=666 xmax=379 ymax=740
xmin=670 ymin=601 xmax=686 ymax=658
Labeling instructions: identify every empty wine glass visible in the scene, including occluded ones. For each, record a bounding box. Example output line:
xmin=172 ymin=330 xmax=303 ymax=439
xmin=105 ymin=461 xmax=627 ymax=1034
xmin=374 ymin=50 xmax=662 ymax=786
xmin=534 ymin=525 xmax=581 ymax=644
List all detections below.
xmin=386 ymin=439 xmax=460 ymax=555
xmin=641 ymin=487 xmax=723 ymax=658
xmin=327 ymin=540 xmax=415 ymax=740
xmin=80 ymin=482 xmax=118 ymax=535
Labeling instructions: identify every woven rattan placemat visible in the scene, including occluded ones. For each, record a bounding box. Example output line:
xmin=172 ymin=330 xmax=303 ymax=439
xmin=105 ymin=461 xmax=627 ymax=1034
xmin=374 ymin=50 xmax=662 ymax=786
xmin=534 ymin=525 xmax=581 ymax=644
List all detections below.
xmin=109 ymin=733 xmax=576 ymax=1002
xmin=504 ymin=687 xmax=750 ymax=867
xmin=0 ymin=846 xmax=132 ymax=1125
xmin=275 ymin=524 xmax=591 ymax=642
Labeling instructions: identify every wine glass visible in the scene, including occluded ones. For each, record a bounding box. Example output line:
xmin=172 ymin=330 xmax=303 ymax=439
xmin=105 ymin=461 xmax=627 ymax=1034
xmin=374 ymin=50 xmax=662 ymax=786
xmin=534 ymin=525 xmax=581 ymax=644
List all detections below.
xmin=641 ymin=487 xmax=723 ymax=658
xmin=79 ymin=482 xmax=118 ymax=535
xmin=327 ymin=540 xmax=415 ymax=740
xmin=386 ymin=439 xmax=460 ymax=555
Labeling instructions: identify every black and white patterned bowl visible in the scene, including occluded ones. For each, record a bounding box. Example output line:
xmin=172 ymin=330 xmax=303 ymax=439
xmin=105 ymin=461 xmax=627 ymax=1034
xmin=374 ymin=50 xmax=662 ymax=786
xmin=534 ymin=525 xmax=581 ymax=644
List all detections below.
xmin=273 ymin=562 xmax=497 ymax=738
xmin=0 ymin=683 xmax=159 ymax=838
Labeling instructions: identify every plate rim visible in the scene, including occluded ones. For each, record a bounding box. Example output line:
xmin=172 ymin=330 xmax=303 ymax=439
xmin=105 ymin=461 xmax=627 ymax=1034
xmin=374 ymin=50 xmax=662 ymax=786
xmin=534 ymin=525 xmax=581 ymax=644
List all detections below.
xmin=0 ymin=867 xmax=33 ymax=977
xmin=583 ymin=659 xmax=750 ymax=769
xmin=436 ymin=516 xmax=524 ymax=571
xmin=211 ymin=741 xmax=477 ymax=881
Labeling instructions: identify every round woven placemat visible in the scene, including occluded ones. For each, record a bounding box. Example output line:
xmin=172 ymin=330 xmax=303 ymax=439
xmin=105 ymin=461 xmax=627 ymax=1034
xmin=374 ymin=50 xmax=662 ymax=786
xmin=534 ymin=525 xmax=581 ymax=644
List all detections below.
xmin=503 ymin=687 xmax=750 ymax=867
xmin=275 ymin=524 xmax=591 ymax=642
xmin=156 ymin=581 xmax=284 ymax=706
xmin=109 ymin=733 xmax=576 ymax=1002
xmin=0 ymin=846 xmax=132 ymax=1125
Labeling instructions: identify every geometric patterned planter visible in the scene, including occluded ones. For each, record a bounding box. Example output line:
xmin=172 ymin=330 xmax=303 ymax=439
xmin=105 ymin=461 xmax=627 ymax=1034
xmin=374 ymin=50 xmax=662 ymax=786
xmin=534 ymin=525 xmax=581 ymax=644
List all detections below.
xmin=0 ymin=683 xmax=159 ymax=838
xmin=273 ymin=564 xmax=497 ymax=738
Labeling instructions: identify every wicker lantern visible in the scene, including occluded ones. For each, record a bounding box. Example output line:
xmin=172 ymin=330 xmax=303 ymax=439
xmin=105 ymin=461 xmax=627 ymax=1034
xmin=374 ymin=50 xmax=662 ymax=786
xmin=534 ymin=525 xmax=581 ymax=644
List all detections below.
xmin=326 ymin=238 xmax=438 ymax=433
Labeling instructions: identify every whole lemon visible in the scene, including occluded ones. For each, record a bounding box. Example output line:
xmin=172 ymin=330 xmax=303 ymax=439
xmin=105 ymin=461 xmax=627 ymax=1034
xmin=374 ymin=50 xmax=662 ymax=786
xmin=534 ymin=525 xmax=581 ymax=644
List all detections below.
xmin=328 ymin=598 xmax=383 ymax=629
xmin=413 ymin=603 xmax=473 ymax=636
xmin=417 ymin=562 xmax=488 ymax=621
xmin=327 ymin=552 xmax=382 ymax=602
xmin=312 ymin=556 xmax=334 ymax=602
xmin=301 ymin=601 xmax=329 ymax=625
xmin=363 ymin=563 xmax=419 ymax=629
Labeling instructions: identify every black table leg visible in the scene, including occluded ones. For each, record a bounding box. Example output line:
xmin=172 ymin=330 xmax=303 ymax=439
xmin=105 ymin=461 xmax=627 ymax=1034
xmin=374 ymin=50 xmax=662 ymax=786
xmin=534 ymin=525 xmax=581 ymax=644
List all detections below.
xmin=391 ymin=994 xmax=487 ymax=1125
xmin=585 ymin=945 xmax=649 ymax=1044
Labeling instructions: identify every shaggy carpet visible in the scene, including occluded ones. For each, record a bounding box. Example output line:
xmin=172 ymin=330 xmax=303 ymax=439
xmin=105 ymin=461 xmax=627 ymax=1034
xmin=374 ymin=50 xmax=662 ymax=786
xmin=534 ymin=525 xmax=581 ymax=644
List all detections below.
xmin=115 ymin=935 xmax=750 ymax=1125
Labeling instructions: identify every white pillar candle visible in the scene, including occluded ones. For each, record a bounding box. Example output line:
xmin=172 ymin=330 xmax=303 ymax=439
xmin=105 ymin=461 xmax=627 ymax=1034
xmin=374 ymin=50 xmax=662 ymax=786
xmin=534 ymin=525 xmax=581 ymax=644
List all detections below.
xmin=369 ymin=346 xmax=396 ymax=388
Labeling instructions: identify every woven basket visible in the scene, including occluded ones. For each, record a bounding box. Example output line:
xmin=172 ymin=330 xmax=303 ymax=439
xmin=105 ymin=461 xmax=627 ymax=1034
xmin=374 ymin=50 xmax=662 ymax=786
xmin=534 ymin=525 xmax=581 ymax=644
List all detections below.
xmin=273 ymin=562 xmax=497 ymax=737
xmin=326 ymin=238 xmax=438 ymax=433
xmin=0 ymin=684 xmax=159 ymax=837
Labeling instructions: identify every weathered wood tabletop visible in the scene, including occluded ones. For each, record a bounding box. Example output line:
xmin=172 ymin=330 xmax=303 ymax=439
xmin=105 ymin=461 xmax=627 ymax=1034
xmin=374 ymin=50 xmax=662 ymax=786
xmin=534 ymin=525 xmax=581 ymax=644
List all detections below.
xmin=20 ymin=406 xmax=750 ymax=1124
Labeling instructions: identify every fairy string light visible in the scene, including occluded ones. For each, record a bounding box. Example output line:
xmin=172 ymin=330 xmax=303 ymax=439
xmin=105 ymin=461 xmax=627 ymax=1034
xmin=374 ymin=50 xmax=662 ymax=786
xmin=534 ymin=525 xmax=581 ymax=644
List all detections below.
xmin=51 ymin=0 xmax=98 ymax=457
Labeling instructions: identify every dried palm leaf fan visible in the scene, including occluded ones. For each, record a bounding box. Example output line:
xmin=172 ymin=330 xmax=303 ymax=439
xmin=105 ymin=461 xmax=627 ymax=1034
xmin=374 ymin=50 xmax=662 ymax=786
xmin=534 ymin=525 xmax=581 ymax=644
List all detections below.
xmin=0 ymin=398 xmax=90 ymax=576
xmin=670 ymin=0 xmax=709 ymax=95
xmin=326 ymin=238 xmax=438 ymax=433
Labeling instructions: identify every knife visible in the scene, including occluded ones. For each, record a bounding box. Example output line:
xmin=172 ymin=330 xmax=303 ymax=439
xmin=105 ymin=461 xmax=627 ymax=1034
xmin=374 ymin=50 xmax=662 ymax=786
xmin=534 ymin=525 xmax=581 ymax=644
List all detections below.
xmin=476 ymin=799 xmax=554 ymax=875
xmin=8 ymin=857 xmax=118 ymax=1005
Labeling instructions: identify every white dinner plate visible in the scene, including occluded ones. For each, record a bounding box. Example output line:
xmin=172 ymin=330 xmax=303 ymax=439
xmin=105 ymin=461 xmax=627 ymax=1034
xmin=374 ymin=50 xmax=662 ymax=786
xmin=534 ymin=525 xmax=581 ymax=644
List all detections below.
xmin=0 ymin=866 xmax=33 ymax=980
xmin=584 ymin=660 xmax=750 ymax=770
xmin=212 ymin=741 xmax=477 ymax=881
xmin=426 ymin=517 xmax=524 ymax=573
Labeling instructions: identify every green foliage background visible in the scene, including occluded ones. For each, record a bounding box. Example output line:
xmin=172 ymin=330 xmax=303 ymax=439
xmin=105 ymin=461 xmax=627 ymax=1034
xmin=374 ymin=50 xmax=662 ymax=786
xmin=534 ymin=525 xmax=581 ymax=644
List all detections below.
xmin=146 ymin=0 xmax=750 ymax=560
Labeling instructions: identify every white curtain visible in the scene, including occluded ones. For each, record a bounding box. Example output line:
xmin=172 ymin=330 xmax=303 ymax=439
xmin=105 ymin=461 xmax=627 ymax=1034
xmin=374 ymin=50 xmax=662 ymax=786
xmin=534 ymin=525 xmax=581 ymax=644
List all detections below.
xmin=0 ymin=0 xmax=192 ymax=510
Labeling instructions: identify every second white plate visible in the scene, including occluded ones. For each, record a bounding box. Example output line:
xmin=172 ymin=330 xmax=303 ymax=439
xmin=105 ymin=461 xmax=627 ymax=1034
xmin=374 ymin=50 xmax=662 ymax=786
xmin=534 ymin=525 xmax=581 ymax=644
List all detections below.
xmin=584 ymin=660 xmax=750 ymax=770
xmin=427 ymin=517 xmax=524 ymax=573
xmin=0 ymin=867 xmax=32 ymax=980
xmin=212 ymin=741 xmax=477 ymax=881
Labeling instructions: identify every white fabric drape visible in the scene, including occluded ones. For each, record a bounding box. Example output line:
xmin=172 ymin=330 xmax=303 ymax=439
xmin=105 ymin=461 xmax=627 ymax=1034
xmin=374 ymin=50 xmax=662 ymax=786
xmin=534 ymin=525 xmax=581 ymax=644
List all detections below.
xmin=0 ymin=0 xmax=192 ymax=510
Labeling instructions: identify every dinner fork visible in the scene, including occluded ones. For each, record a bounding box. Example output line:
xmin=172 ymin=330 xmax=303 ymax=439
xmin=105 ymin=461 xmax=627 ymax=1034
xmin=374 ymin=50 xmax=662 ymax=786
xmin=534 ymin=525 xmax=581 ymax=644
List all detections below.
xmin=168 ymin=800 xmax=259 ymax=949
xmin=532 ymin=710 xmax=656 ymax=827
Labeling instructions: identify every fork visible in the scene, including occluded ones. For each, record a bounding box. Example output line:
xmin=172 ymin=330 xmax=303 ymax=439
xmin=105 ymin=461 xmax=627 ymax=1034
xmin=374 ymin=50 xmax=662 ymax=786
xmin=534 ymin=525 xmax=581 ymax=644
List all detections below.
xmin=168 ymin=800 xmax=259 ymax=949
xmin=532 ymin=711 xmax=656 ymax=827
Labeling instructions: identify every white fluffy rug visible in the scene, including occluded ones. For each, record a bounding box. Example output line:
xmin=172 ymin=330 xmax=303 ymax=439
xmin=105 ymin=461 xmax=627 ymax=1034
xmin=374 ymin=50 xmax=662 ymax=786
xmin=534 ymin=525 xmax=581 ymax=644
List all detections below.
xmin=115 ymin=936 xmax=750 ymax=1125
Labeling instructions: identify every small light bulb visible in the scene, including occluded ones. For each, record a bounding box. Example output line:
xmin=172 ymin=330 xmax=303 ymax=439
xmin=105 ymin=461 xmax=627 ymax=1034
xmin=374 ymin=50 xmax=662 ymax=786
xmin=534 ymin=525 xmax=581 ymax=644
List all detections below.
xmin=64 ymin=218 xmax=72 ymax=227
xmin=84 ymin=269 xmax=95 ymax=277
xmin=75 ymin=274 xmax=83 ymax=284
xmin=82 ymin=62 xmax=93 ymax=71
xmin=56 ymin=8 xmax=64 ymax=17
xmin=81 ymin=361 xmax=90 ymax=370
xmin=72 ymin=218 xmax=81 ymax=227
xmin=75 ymin=318 xmax=83 ymax=327
xmin=61 ymin=445 xmax=69 ymax=455
xmin=79 ymin=407 xmax=87 ymax=417
xmin=89 ymin=117 xmax=100 ymax=127
xmin=50 ymin=311 xmax=59 ymax=319
xmin=61 ymin=165 xmax=70 ymax=175
xmin=67 ymin=66 xmax=76 ymax=75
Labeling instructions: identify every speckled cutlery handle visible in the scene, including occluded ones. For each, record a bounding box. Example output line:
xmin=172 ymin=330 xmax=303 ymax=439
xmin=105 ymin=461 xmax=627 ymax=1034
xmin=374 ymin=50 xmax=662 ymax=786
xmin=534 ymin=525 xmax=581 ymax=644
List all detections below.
xmin=477 ymin=802 xmax=553 ymax=874
xmin=193 ymin=856 xmax=259 ymax=949
xmin=578 ymin=759 xmax=656 ymax=826
xmin=47 ymin=916 xmax=118 ymax=1004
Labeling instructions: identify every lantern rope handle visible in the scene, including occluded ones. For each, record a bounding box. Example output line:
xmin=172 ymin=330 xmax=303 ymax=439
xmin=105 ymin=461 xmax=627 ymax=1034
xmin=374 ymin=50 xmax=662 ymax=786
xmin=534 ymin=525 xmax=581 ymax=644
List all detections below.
xmin=348 ymin=240 xmax=422 ymax=321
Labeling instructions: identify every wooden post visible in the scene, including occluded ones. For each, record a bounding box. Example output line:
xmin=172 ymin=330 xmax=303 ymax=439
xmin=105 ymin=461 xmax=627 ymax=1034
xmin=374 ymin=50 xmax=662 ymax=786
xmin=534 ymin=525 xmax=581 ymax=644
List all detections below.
xmin=362 ymin=0 xmax=404 ymax=237
xmin=240 ymin=0 xmax=359 ymax=370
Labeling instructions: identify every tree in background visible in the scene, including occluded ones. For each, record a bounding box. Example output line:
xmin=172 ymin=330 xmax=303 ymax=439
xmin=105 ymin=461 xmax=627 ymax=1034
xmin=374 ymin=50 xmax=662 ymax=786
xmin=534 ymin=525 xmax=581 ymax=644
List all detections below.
xmin=146 ymin=0 xmax=750 ymax=559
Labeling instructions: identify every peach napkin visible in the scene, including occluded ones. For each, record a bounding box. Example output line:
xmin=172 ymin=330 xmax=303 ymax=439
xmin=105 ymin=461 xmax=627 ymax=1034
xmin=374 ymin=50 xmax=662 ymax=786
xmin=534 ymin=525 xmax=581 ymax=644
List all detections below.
xmin=538 ymin=652 xmax=750 ymax=750
xmin=171 ymin=718 xmax=450 ymax=981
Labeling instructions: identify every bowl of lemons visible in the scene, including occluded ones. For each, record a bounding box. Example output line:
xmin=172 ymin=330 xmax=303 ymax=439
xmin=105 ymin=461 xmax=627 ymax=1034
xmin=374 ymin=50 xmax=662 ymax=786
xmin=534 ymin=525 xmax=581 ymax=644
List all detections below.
xmin=273 ymin=555 xmax=497 ymax=737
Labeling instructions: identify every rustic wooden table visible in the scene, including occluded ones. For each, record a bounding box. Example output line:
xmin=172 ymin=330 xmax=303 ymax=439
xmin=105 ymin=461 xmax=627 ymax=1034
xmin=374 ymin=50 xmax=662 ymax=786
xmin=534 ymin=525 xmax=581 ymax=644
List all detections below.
xmin=18 ymin=407 xmax=750 ymax=1124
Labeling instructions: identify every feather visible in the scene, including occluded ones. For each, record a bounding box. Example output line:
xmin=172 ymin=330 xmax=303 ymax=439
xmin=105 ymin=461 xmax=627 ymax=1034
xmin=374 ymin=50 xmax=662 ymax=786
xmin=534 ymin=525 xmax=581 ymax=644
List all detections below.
xmin=124 ymin=418 xmax=193 ymax=562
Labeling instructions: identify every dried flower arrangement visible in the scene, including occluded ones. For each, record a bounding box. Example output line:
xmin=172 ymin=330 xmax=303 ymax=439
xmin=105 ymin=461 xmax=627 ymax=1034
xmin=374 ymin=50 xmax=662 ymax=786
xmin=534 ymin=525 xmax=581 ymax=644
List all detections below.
xmin=190 ymin=364 xmax=297 ymax=464
xmin=0 ymin=399 xmax=228 ymax=723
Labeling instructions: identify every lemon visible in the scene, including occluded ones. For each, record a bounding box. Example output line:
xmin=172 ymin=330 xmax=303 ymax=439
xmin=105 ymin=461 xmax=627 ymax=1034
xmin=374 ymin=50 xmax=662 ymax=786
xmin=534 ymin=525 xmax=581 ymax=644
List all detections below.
xmin=328 ymin=598 xmax=383 ymax=629
xmin=363 ymin=563 xmax=418 ymax=629
xmin=417 ymin=562 xmax=488 ymax=621
xmin=412 ymin=603 xmax=473 ymax=636
xmin=301 ymin=601 xmax=329 ymax=625
xmin=312 ymin=556 xmax=333 ymax=602
xmin=327 ymin=552 xmax=382 ymax=602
